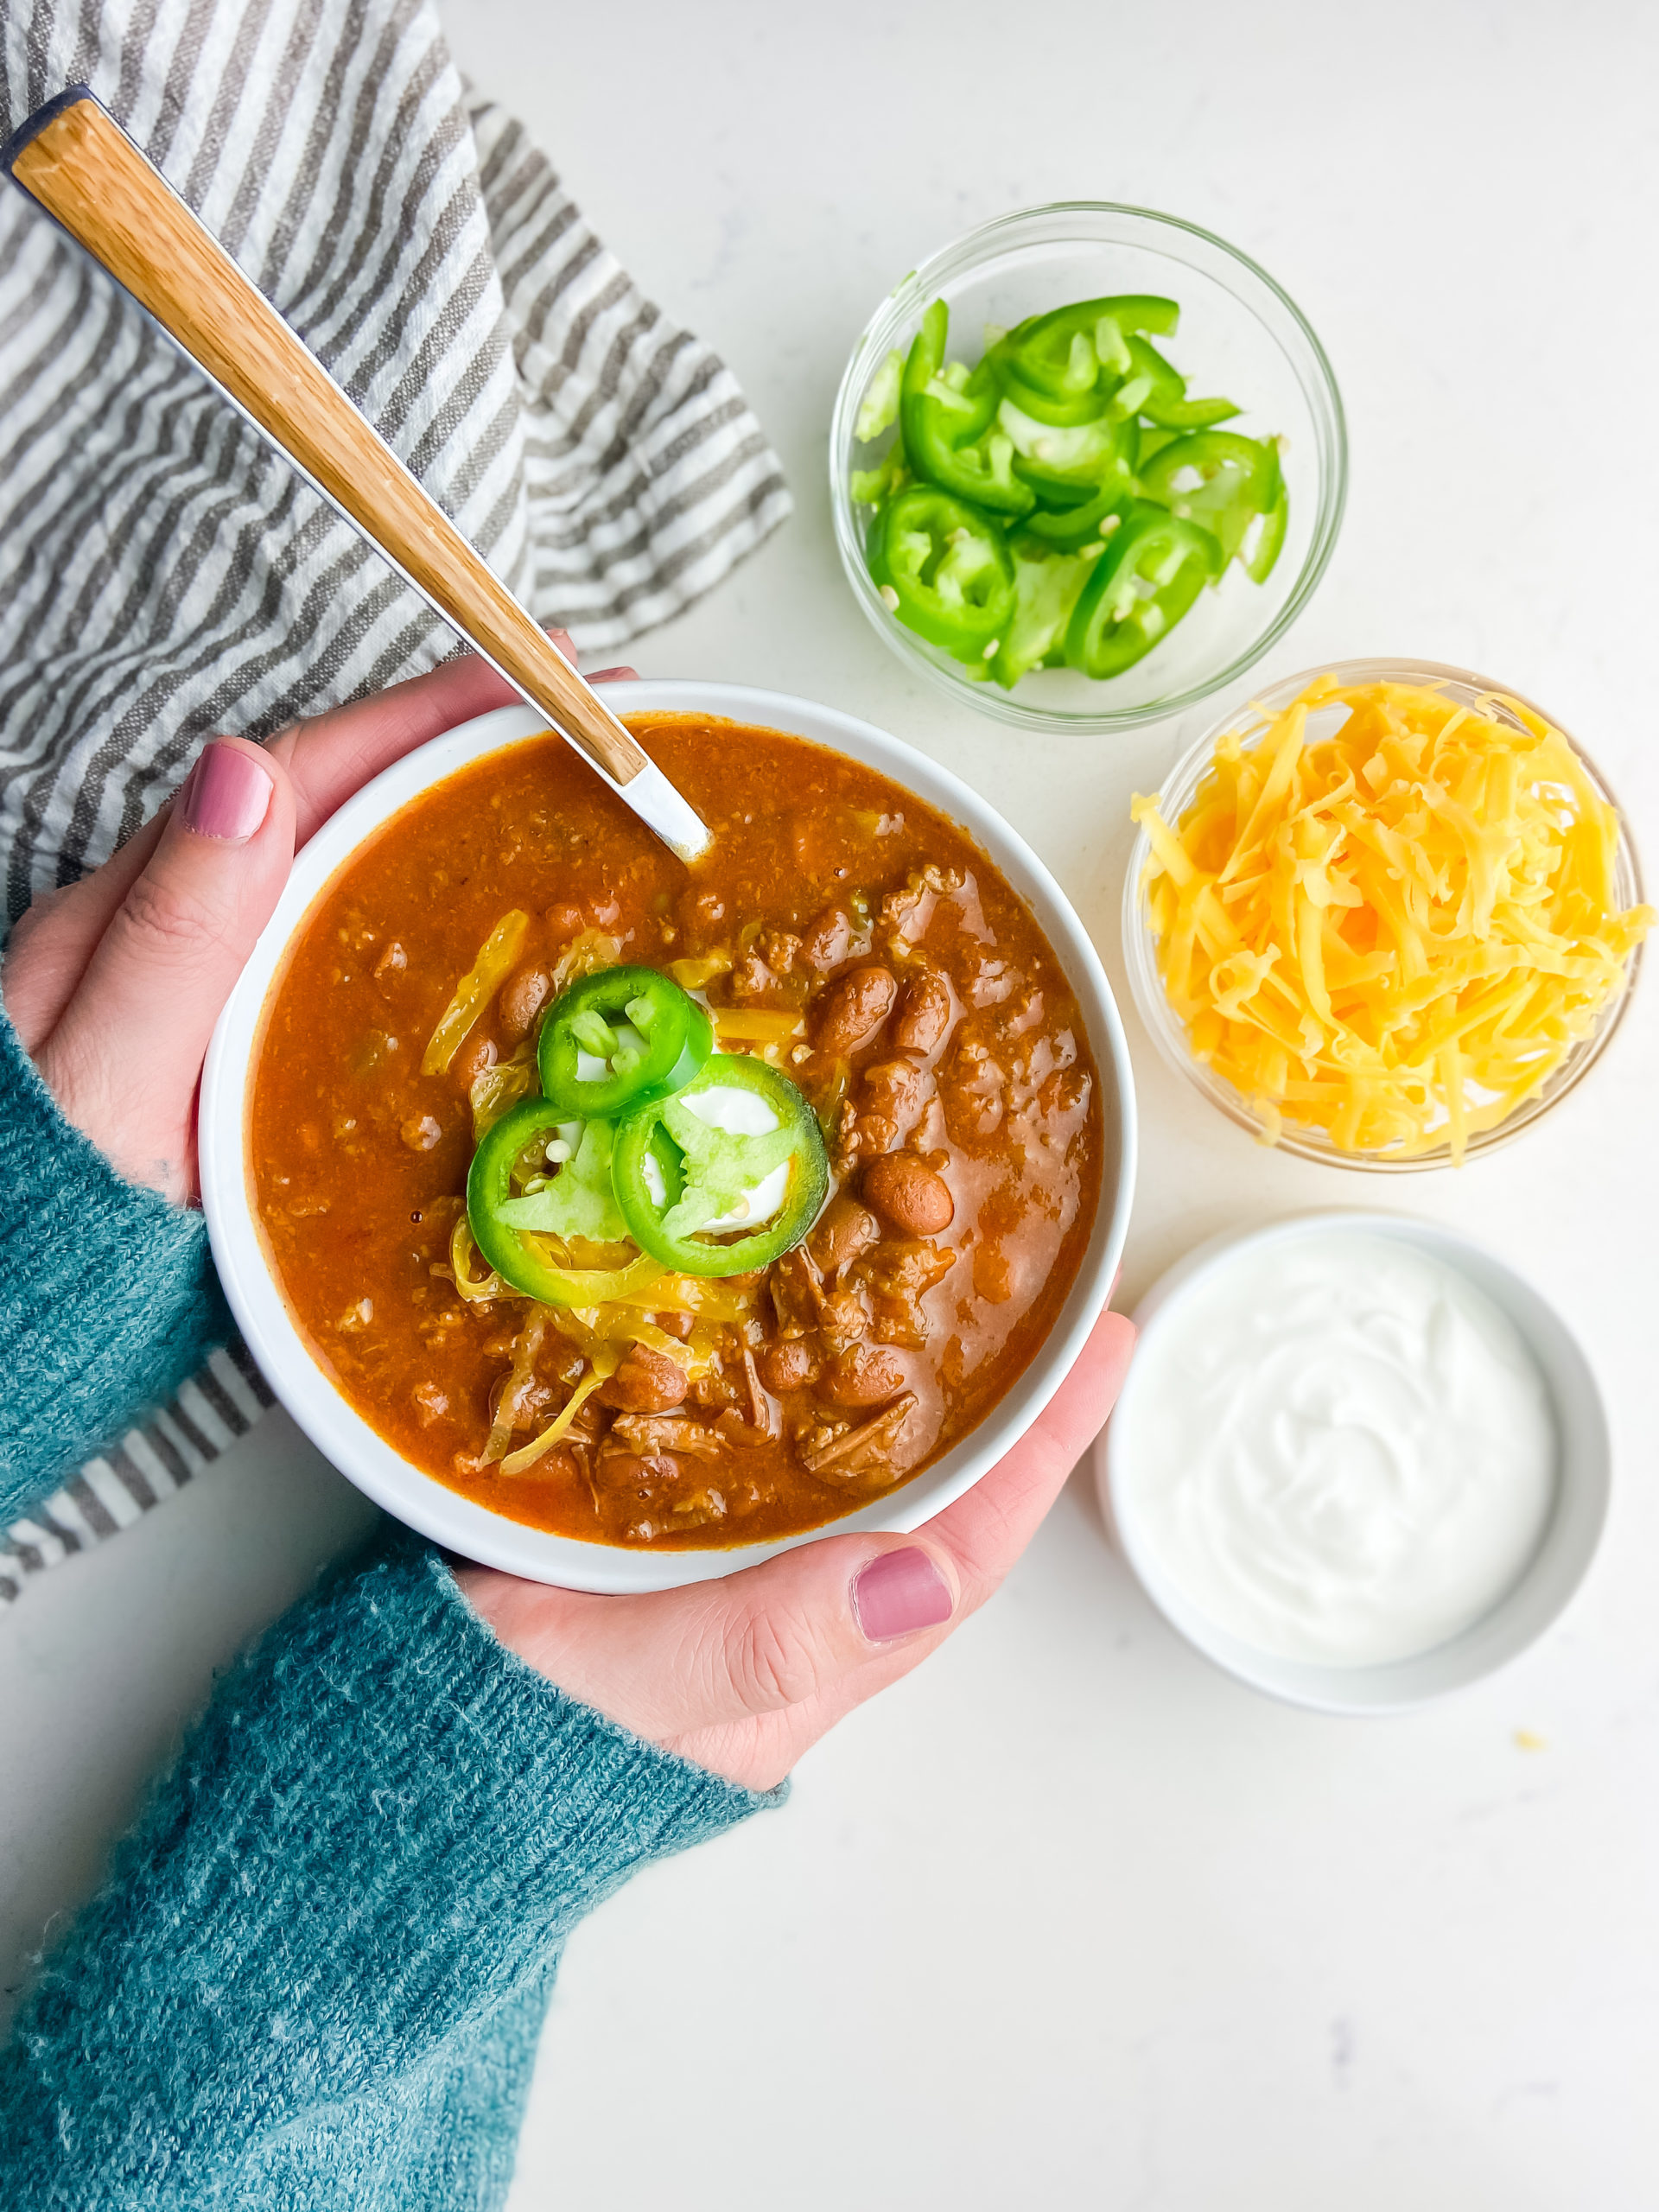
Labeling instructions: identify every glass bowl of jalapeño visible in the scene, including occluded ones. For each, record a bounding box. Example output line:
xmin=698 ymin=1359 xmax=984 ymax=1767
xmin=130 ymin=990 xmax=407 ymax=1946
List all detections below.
xmin=830 ymin=202 xmax=1348 ymax=734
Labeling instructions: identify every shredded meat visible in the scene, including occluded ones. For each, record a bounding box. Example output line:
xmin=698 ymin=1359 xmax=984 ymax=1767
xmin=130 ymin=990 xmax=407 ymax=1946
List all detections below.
xmin=817 ymin=1288 xmax=870 ymax=1358
xmin=766 ymin=1247 xmax=823 ymax=1338
xmin=940 ymin=1033 xmax=1007 ymax=1142
xmin=798 ymin=1392 xmax=918 ymax=1478
xmin=844 ymin=1057 xmax=932 ymax=1155
xmin=880 ymin=865 xmax=964 ymax=947
xmin=852 ymin=1239 xmax=957 ymax=1348
xmin=609 ymin=1414 xmax=723 ymax=1459
xmin=664 ymin=1488 xmax=728 ymax=1529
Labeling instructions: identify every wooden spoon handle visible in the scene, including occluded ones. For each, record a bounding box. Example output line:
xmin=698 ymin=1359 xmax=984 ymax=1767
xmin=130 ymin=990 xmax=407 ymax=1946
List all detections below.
xmin=7 ymin=90 xmax=650 ymax=790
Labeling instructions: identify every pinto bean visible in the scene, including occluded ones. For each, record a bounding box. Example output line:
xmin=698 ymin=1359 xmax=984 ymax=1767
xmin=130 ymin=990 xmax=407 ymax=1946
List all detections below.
xmin=498 ymin=963 xmax=551 ymax=1045
xmin=594 ymin=1451 xmax=652 ymax=1490
xmin=452 ymin=1029 xmax=498 ymax=1093
xmin=759 ymin=1339 xmax=818 ymax=1395
xmin=652 ymin=1309 xmax=696 ymax=1341
xmin=863 ymin=1152 xmax=955 ymax=1236
xmin=812 ymin=964 xmax=896 ymax=1055
xmin=807 ymin=1192 xmax=880 ymax=1277
xmin=800 ymin=906 xmax=853 ymax=974
xmin=892 ymin=969 xmax=954 ymax=1055
xmin=596 ymin=1345 xmax=689 ymax=1413
xmin=822 ymin=1341 xmax=907 ymax=1408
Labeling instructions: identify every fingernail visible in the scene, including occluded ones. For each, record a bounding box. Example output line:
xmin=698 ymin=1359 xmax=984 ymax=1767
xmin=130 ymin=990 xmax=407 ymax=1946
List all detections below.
xmin=181 ymin=742 xmax=272 ymax=842
xmin=851 ymin=1548 xmax=953 ymax=1644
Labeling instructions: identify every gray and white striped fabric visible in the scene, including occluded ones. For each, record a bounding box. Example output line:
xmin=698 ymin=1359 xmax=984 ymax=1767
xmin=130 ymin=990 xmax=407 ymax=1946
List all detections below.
xmin=0 ymin=1347 xmax=275 ymax=1604
xmin=0 ymin=0 xmax=790 ymax=1600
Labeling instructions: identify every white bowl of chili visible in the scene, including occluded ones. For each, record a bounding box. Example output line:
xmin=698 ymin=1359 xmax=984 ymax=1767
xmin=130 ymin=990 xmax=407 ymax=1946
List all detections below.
xmin=200 ymin=682 xmax=1136 ymax=1592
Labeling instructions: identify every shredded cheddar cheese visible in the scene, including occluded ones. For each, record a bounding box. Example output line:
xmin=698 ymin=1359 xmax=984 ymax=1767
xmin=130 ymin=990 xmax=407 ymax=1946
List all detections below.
xmin=423 ymin=910 xmax=530 ymax=1075
xmin=1133 ymin=675 xmax=1652 ymax=1160
xmin=499 ymin=1349 xmax=621 ymax=1477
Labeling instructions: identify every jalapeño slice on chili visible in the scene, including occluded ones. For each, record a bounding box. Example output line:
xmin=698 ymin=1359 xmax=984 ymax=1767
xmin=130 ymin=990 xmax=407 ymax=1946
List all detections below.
xmin=467 ymin=1100 xmax=665 ymax=1306
xmin=868 ymin=484 xmax=1015 ymax=659
xmin=1064 ymin=502 xmax=1222 ymax=679
xmin=611 ymin=1054 xmax=829 ymax=1278
xmin=537 ymin=964 xmax=712 ymax=1121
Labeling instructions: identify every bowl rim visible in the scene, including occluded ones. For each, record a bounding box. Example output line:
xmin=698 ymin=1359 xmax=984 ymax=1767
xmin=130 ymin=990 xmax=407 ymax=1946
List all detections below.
xmin=199 ymin=680 xmax=1138 ymax=1592
xmin=829 ymin=198 xmax=1350 ymax=734
xmin=1122 ymin=656 xmax=1648 ymax=1172
xmin=1095 ymin=1208 xmax=1611 ymax=1713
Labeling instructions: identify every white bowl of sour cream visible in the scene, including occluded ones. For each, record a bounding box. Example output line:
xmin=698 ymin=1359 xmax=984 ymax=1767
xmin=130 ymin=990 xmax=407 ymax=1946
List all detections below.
xmin=1096 ymin=1212 xmax=1610 ymax=1712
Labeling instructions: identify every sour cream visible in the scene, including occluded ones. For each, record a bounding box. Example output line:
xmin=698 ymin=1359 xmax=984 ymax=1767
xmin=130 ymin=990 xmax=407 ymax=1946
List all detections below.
xmin=639 ymin=1084 xmax=790 ymax=1231
xmin=1116 ymin=1229 xmax=1557 ymax=1667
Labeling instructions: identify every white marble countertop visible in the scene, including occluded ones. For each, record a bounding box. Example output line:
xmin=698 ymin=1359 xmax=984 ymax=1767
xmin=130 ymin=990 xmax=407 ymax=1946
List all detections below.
xmin=4 ymin=2 xmax=1657 ymax=2204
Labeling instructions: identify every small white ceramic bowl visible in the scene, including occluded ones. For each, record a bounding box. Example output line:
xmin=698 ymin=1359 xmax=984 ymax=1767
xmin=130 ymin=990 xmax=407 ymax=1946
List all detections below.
xmin=1093 ymin=1211 xmax=1609 ymax=1713
xmin=200 ymin=681 xmax=1136 ymax=1593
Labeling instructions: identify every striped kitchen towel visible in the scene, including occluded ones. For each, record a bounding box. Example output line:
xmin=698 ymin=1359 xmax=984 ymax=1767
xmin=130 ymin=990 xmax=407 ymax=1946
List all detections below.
xmin=0 ymin=0 xmax=791 ymax=1600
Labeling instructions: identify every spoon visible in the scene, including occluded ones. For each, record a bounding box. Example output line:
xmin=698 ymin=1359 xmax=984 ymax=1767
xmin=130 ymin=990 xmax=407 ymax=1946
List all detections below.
xmin=3 ymin=87 xmax=712 ymax=864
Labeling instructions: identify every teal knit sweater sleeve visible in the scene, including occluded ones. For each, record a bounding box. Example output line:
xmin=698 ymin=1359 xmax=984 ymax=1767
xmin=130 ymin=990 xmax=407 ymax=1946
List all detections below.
xmin=0 ymin=1003 xmax=232 ymax=1523
xmin=1 ymin=1536 xmax=775 ymax=2209
xmin=0 ymin=998 xmax=779 ymax=2207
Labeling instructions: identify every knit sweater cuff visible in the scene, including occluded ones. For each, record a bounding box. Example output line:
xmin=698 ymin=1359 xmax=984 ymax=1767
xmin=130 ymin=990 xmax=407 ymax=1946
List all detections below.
xmin=0 ymin=999 xmax=231 ymax=1522
xmin=2 ymin=1531 xmax=779 ymax=2190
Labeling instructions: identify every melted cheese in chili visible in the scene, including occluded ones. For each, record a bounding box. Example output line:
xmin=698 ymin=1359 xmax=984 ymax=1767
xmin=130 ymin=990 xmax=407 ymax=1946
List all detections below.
xmin=251 ymin=716 xmax=1103 ymax=1548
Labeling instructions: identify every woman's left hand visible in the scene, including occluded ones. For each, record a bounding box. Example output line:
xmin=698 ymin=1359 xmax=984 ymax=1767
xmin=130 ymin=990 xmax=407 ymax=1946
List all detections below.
xmin=2 ymin=638 xmax=631 ymax=1202
xmin=461 ymin=1306 xmax=1135 ymax=1792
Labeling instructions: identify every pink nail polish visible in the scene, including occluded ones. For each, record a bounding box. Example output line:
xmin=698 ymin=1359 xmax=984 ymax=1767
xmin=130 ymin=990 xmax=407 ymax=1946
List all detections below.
xmin=181 ymin=742 xmax=272 ymax=842
xmin=851 ymin=1548 xmax=953 ymax=1643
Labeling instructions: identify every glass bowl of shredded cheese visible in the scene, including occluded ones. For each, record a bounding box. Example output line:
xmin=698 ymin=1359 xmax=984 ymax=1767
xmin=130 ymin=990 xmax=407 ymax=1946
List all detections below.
xmin=1124 ymin=660 xmax=1652 ymax=1169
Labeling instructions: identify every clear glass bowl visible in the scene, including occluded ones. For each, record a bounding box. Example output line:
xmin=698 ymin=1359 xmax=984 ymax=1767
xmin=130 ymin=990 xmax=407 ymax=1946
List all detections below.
xmin=830 ymin=202 xmax=1347 ymax=734
xmin=1122 ymin=659 xmax=1648 ymax=1171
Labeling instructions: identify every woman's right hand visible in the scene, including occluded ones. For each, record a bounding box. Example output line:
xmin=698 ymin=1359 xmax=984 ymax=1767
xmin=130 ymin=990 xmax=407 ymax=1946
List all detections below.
xmin=460 ymin=1306 xmax=1135 ymax=1792
xmin=2 ymin=636 xmax=630 ymax=1204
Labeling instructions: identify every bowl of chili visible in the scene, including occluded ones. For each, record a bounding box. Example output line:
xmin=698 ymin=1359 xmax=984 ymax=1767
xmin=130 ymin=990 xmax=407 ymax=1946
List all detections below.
xmin=199 ymin=683 xmax=1137 ymax=1592
xmin=830 ymin=202 xmax=1347 ymax=734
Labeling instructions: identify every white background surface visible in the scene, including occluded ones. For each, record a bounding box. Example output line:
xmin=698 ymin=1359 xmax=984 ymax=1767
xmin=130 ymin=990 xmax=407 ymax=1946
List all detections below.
xmin=3 ymin=2 xmax=1657 ymax=2205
